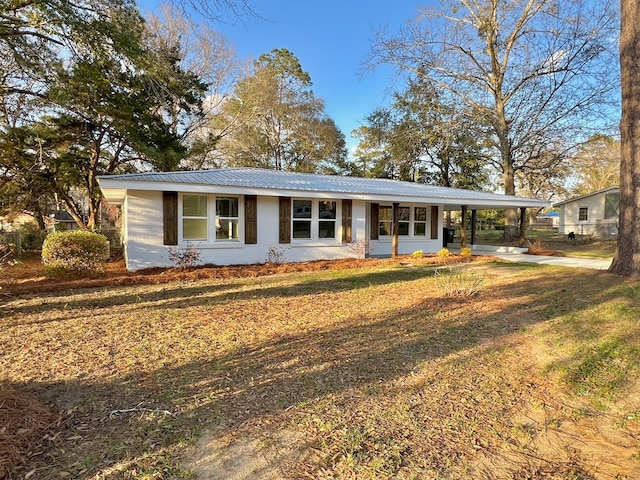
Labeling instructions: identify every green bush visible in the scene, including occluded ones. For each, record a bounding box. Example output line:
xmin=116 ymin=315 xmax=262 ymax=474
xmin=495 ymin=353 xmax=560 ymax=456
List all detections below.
xmin=42 ymin=231 xmax=109 ymax=276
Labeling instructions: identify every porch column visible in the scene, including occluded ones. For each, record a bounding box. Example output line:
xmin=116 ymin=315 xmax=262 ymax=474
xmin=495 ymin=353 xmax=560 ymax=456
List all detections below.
xmin=460 ymin=205 xmax=468 ymax=248
xmin=392 ymin=202 xmax=399 ymax=258
xmin=519 ymin=207 xmax=527 ymax=248
xmin=471 ymin=209 xmax=477 ymax=245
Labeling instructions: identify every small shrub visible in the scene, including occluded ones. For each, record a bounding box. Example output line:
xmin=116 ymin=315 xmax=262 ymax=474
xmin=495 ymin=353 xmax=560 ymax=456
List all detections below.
xmin=460 ymin=247 xmax=473 ymax=257
xmin=436 ymin=248 xmax=451 ymax=258
xmin=167 ymin=242 xmax=202 ymax=269
xmin=42 ymin=230 xmax=109 ymax=276
xmin=267 ymin=245 xmax=289 ymax=264
xmin=434 ymin=266 xmax=485 ymax=298
xmin=411 ymin=250 xmax=424 ymax=259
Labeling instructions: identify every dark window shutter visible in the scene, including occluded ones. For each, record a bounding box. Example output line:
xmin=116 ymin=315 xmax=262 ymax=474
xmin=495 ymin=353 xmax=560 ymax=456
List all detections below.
xmin=163 ymin=192 xmax=178 ymax=245
xmin=342 ymin=199 xmax=352 ymax=243
xmin=370 ymin=203 xmax=379 ymax=240
xmin=430 ymin=205 xmax=439 ymax=240
xmin=279 ymin=197 xmax=291 ymax=244
xmin=245 ymin=195 xmax=257 ymax=244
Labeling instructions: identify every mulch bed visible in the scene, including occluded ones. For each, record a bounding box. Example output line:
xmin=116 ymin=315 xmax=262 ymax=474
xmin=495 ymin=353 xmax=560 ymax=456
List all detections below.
xmin=1 ymin=253 xmax=480 ymax=297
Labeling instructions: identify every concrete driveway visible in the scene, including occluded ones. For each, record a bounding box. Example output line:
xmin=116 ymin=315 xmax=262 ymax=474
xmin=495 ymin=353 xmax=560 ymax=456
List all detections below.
xmin=489 ymin=252 xmax=613 ymax=270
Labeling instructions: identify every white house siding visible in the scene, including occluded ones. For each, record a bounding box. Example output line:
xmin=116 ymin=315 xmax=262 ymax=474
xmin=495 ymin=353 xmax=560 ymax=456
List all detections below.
xmin=558 ymin=191 xmax=618 ymax=238
xmin=122 ymin=191 xmax=369 ymax=271
xmin=124 ymin=190 xmax=168 ymax=271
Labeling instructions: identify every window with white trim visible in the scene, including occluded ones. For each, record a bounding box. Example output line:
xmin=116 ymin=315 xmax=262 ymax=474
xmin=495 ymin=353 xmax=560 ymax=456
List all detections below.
xmin=216 ymin=197 xmax=239 ymax=240
xmin=293 ymin=199 xmax=312 ymax=239
xmin=180 ymin=194 xmax=240 ymax=242
xmin=182 ymin=194 xmax=208 ymax=240
xmin=378 ymin=205 xmax=411 ymax=236
xmin=414 ymin=207 xmax=427 ymax=236
xmin=397 ymin=206 xmax=410 ymax=235
xmin=318 ymin=201 xmax=337 ymax=239
xmin=578 ymin=207 xmax=588 ymax=222
xmin=379 ymin=206 xmax=392 ymax=236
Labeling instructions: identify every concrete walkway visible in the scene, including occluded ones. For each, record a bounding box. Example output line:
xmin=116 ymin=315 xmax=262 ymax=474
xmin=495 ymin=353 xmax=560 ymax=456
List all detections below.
xmin=488 ymin=252 xmax=613 ymax=270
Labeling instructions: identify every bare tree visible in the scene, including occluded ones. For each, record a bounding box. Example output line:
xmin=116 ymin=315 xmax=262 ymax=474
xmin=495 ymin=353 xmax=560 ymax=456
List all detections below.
xmin=145 ymin=4 xmax=248 ymax=168
xmin=609 ymin=0 xmax=640 ymax=277
xmin=368 ymin=0 xmax=619 ymax=224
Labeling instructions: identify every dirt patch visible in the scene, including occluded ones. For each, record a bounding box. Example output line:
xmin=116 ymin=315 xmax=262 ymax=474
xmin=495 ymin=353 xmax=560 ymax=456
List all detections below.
xmin=185 ymin=430 xmax=309 ymax=480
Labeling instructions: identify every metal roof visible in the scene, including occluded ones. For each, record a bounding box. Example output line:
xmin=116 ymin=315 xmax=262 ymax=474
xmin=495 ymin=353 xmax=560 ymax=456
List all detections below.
xmin=97 ymin=168 xmax=550 ymax=210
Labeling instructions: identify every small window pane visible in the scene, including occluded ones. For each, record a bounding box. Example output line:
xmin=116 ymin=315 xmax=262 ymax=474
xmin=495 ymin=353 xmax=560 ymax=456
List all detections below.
xmin=414 ymin=223 xmax=426 ymax=236
xmin=183 ymin=218 xmax=207 ymax=240
xmin=379 ymin=206 xmax=392 ymax=221
xmin=398 ymin=222 xmax=410 ymax=236
xmin=293 ymin=200 xmax=312 ymax=218
xmin=216 ymin=197 xmax=238 ymax=217
xmin=319 ymin=201 xmax=336 ymax=219
xmin=415 ymin=207 xmax=427 ymax=222
xmin=379 ymin=223 xmax=392 ymax=236
xmin=293 ymin=221 xmax=311 ymax=238
xmin=319 ymin=221 xmax=336 ymax=239
xmin=398 ymin=207 xmax=410 ymax=221
xmin=216 ymin=219 xmax=238 ymax=240
xmin=183 ymin=195 xmax=207 ymax=217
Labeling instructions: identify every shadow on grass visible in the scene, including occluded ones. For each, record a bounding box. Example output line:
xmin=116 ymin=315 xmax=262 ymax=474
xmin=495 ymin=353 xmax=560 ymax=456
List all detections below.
xmin=4 ymin=263 xmax=639 ymax=479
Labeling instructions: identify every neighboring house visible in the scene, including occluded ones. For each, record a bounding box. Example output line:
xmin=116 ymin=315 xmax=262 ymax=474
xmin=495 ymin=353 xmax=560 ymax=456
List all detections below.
xmin=48 ymin=210 xmax=80 ymax=231
xmin=531 ymin=211 xmax=559 ymax=230
xmin=97 ymin=168 xmax=549 ymax=271
xmin=553 ymin=186 xmax=619 ymax=238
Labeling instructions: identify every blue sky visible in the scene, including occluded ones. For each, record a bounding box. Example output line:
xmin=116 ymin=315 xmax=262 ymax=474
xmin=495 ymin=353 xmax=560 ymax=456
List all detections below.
xmin=140 ymin=1 xmax=429 ymax=149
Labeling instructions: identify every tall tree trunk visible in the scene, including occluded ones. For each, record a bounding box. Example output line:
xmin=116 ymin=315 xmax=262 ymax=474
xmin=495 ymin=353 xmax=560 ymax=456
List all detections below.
xmin=609 ymin=0 xmax=640 ymax=277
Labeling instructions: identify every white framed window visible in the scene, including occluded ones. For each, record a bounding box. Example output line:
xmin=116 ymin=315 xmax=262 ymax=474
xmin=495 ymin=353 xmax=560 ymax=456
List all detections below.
xmin=216 ymin=197 xmax=239 ymax=240
xmin=291 ymin=199 xmax=339 ymax=241
xmin=318 ymin=201 xmax=337 ymax=239
xmin=414 ymin=207 xmax=427 ymax=236
xmin=379 ymin=205 xmax=392 ymax=236
xmin=378 ymin=205 xmax=411 ymax=236
xmin=180 ymin=194 xmax=241 ymax=243
xmin=182 ymin=194 xmax=208 ymax=241
xmin=397 ymin=206 xmax=410 ymax=235
xmin=578 ymin=207 xmax=588 ymax=222
xmin=293 ymin=199 xmax=312 ymax=239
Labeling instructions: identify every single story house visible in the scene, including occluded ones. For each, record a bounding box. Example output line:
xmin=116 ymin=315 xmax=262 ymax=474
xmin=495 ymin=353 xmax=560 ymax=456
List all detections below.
xmin=97 ymin=168 xmax=550 ymax=271
xmin=553 ymin=186 xmax=619 ymax=238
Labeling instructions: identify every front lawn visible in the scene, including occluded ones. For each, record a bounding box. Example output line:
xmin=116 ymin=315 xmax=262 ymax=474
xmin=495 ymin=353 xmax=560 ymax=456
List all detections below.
xmin=1 ymin=256 xmax=639 ymax=479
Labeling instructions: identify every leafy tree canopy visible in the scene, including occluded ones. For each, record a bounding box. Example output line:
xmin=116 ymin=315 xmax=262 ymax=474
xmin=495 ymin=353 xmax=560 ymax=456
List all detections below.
xmin=211 ymin=48 xmax=347 ymax=173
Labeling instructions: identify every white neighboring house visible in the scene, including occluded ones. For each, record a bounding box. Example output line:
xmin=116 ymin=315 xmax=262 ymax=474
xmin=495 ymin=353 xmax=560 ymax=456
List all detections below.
xmin=553 ymin=186 xmax=619 ymax=238
xmin=97 ymin=168 xmax=549 ymax=271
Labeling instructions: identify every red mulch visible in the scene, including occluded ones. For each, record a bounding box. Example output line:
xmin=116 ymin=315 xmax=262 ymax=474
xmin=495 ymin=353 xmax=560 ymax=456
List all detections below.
xmin=1 ymin=252 xmax=479 ymax=297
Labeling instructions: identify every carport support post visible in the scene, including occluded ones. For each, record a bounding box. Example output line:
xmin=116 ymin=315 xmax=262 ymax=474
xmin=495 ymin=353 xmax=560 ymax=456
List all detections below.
xmin=460 ymin=205 xmax=468 ymax=248
xmin=392 ymin=202 xmax=399 ymax=258
xmin=471 ymin=209 xmax=477 ymax=246
xmin=519 ymin=207 xmax=527 ymax=248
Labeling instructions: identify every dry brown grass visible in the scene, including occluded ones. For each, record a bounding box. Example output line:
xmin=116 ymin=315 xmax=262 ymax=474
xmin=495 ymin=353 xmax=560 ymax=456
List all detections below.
xmin=1 ymin=254 xmax=640 ymax=479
